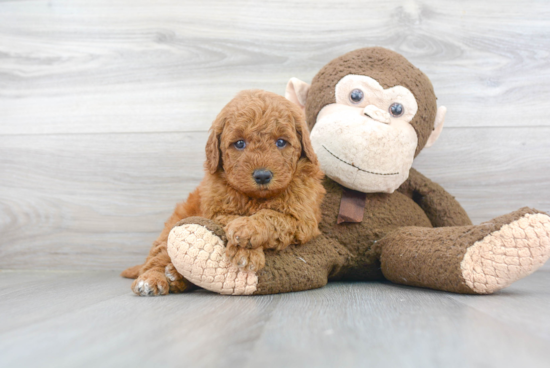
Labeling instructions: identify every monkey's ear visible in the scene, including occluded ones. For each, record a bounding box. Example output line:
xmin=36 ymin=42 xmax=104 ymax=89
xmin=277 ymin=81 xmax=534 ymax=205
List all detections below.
xmin=285 ymin=78 xmax=310 ymax=113
xmin=205 ymin=117 xmax=225 ymax=174
xmin=425 ymin=106 xmax=446 ymax=148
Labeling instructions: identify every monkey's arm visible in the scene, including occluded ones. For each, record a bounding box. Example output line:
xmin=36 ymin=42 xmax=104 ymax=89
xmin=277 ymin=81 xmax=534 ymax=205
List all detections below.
xmin=397 ymin=168 xmax=472 ymax=227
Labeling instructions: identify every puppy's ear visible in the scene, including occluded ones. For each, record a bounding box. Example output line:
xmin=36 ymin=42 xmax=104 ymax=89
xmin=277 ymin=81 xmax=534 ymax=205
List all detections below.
xmin=205 ymin=116 xmax=225 ymax=174
xmin=294 ymin=111 xmax=318 ymax=166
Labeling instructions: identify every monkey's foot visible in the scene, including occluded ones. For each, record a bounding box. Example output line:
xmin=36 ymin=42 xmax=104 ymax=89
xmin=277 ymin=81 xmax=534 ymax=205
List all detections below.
xmin=461 ymin=212 xmax=550 ymax=294
xmin=167 ymin=223 xmax=258 ymax=295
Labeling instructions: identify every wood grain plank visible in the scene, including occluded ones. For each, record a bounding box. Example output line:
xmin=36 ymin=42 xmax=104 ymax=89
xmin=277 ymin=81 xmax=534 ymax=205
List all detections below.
xmin=414 ymin=126 xmax=550 ymax=223
xmin=246 ymin=282 xmax=550 ymax=368
xmin=1 ymin=272 xmax=550 ymax=368
xmin=0 ymin=271 xmax=128 ymax=334
xmin=0 ymin=271 xmax=280 ymax=368
xmin=0 ymin=132 xmax=207 ymax=270
xmin=1 ymin=0 xmax=550 ymax=135
xmin=449 ymin=270 xmax=550 ymax=342
xmin=1 ymin=127 xmax=549 ymax=270
xmin=0 ymin=270 xmax=80 ymax=295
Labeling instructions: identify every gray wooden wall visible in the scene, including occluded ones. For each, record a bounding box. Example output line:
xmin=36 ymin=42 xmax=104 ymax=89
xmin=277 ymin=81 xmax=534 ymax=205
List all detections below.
xmin=1 ymin=0 xmax=549 ymax=271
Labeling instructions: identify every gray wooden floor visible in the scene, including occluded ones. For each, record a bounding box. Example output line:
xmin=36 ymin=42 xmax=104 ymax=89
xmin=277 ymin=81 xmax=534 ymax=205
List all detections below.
xmin=1 ymin=270 xmax=550 ymax=368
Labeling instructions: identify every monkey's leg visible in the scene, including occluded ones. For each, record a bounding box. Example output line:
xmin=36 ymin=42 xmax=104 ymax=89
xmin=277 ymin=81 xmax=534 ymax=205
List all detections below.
xmin=379 ymin=207 xmax=550 ymax=294
xmin=167 ymin=217 xmax=350 ymax=295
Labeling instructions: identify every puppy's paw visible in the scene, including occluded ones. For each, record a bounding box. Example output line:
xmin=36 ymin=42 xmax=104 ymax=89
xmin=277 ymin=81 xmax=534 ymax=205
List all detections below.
xmin=165 ymin=263 xmax=192 ymax=293
xmin=225 ymin=245 xmax=266 ymax=271
xmin=225 ymin=217 xmax=267 ymax=249
xmin=131 ymin=270 xmax=169 ymax=296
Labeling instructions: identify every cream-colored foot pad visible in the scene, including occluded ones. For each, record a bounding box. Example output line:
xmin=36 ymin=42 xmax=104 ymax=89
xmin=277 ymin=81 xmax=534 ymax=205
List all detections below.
xmin=167 ymin=224 xmax=257 ymax=295
xmin=461 ymin=213 xmax=550 ymax=294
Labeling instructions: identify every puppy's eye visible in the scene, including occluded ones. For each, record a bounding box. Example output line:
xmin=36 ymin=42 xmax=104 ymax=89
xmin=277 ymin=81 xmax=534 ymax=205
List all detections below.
xmin=233 ymin=140 xmax=246 ymax=150
xmin=276 ymin=139 xmax=287 ymax=148
xmin=389 ymin=102 xmax=404 ymax=117
xmin=349 ymin=89 xmax=364 ymax=104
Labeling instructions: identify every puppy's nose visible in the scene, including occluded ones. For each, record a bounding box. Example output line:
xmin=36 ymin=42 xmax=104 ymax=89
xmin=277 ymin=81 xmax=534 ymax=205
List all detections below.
xmin=253 ymin=169 xmax=273 ymax=185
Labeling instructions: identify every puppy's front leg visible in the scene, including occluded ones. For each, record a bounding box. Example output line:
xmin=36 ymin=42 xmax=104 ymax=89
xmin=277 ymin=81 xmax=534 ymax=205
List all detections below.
xmin=127 ymin=187 xmax=201 ymax=295
xmin=224 ymin=209 xmax=319 ymax=271
xmin=131 ymin=240 xmax=194 ymax=296
xmin=224 ymin=216 xmax=267 ymax=271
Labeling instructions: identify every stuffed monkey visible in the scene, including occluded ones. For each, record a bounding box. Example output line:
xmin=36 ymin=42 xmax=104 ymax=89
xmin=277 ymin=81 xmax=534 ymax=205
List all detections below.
xmin=166 ymin=47 xmax=550 ymax=295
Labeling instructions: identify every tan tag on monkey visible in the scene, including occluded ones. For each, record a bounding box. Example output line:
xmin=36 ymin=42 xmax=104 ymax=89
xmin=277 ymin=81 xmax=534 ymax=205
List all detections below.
xmin=337 ymin=188 xmax=367 ymax=224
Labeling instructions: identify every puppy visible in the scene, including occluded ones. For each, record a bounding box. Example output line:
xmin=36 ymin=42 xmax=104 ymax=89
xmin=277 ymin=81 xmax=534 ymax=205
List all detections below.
xmin=121 ymin=89 xmax=325 ymax=296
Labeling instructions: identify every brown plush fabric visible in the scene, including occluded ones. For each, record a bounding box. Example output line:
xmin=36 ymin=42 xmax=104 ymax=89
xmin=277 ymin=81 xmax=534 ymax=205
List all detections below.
xmin=251 ymin=172 xmax=481 ymax=293
xmin=379 ymin=207 xmax=544 ymax=293
xmin=397 ymin=168 xmax=472 ymax=227
xmin=244 ymin=175 xmax=441 ymax=287
xmin=318 ymin=177 xmax=433 ymax=281
xmin=251 ymin=173 xmax=464 ymax=293
xmin=305 ymin=47 xmax=437 ymax=156
xmin=254 ymin=235 xmax=351 ymax=295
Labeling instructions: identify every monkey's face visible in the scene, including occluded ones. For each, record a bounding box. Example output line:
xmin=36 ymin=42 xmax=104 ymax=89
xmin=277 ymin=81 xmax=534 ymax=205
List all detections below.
xmin=310 ymin=75 xmax=419 ymax=193
xmin=286 ymin=47 xmax=445 ymax=194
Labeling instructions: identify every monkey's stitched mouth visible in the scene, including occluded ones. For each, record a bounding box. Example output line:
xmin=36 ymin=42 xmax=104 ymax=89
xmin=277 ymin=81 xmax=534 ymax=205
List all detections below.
xmin=322 ymin=145 xmax=399 ymax=176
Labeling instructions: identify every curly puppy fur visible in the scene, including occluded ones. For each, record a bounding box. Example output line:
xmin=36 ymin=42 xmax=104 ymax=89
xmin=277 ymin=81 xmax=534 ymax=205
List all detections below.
xmin=122 ymin=90 xmax=325 ymax=296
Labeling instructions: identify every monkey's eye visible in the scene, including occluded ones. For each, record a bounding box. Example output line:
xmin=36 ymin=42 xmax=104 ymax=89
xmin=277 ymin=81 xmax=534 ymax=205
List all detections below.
xmin=389 ymin=102 xmax=404 ymax=117
xmin=233 ymin=140 xmax=246 ymax=150
xmin=349 ymin=89 xmax=364 ymax=104
xmin=276 ymin=139 xmax=287 ymax=148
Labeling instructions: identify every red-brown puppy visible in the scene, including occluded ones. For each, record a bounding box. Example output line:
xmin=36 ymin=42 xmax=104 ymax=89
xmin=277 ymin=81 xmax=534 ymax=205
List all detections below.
xmin=122 ymin=90 xmax=325 ymax=296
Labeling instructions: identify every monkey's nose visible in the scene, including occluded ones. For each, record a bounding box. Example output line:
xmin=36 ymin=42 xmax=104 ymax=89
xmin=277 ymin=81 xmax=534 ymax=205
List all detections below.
xmin=364 ymin=105 xmax=391 ymax=124
xmin=253 ymin=169 xmax=273 ymax=185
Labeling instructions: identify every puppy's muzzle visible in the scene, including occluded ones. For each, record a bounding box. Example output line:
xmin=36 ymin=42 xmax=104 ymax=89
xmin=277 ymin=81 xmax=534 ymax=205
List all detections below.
xmin=253 ymin=169 xmax=273 ymax=185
